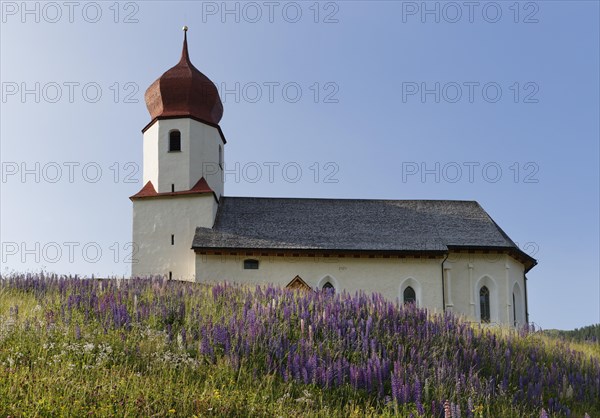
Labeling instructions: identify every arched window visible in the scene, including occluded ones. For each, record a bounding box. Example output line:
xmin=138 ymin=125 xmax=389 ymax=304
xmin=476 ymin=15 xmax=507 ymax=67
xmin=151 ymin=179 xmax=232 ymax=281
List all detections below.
xmin=512 ymin=283 xmax=524 ymax=328
xmin=399 ymin=278 xmax=421 ymax=307
xmin=243 ymin=259 xmax=259 ymax=270
xmin=480 ymin=286 xmax=491 ymax=323
xmin=218 ymin=145 xmax=223 ymax=168
xmin=513 ymin=293 xmax=517 ymax=327
xmin=403 ymin=286 xmax=416 ymax=304
xmin=317 ymin=275 xmax=338 ymax=293
xmin=169 ymin=130 xmax=181 ymax=152
xmin=322 ymin=281 xmax=335 ymax=292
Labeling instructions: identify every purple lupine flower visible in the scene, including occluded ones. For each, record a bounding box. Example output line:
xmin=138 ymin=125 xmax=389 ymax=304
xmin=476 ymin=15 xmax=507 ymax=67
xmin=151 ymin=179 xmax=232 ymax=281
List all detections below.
xmin=416 ymin=401 xmax=425 ymax=416
xmin=467 ymin=397 xmax=474 ymax=418
xmin=414 ymin=375 xmax=422 ymax=403
xmin=391 ymin=372 xmax=401 ymax=403
xmin=452 ymin=403 xmax=461 ymax=418
xmin=402 ymin=383 xmax=410 ymax=404
xmin=180 ymin=327 xmax=187 ymax=347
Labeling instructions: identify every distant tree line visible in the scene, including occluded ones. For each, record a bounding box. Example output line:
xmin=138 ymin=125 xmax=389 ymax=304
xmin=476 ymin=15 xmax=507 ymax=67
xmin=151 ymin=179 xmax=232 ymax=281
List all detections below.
xmin=544 ymin=324 xmax=600 ymax=344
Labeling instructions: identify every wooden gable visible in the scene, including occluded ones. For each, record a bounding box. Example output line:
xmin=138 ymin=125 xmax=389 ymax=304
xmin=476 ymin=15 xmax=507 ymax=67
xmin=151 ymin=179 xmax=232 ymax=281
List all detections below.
xmin=286 ymin=275 xmax=312 ymax=291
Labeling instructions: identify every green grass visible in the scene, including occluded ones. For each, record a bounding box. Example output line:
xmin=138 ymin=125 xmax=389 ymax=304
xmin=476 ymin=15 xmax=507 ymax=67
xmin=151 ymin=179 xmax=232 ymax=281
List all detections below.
xmin=0 ymin=277 xmax=597 ymax=417
xmin=1 ymin=325 xmax=390 ymax=417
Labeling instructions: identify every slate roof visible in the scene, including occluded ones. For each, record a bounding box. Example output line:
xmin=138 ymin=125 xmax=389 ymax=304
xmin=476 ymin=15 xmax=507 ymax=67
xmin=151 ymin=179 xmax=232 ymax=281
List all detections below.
xmin=192 ymin=197 xmax=536 ymax=269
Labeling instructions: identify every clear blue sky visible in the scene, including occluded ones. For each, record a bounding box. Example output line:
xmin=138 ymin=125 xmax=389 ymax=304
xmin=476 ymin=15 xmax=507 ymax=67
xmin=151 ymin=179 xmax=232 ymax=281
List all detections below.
xmin=1 ymin=1 xmax=598 ymax=330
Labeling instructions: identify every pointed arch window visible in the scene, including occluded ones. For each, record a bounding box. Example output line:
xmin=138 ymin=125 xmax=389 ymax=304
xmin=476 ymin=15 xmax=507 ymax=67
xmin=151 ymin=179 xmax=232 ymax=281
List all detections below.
xmin=403 ymin=286 xmax=416 ymax=304
xmin=513 ymin=293 xmax=517 ymax=327
xmin=480 ymin=286 xmax=491 ymax=323
xmin=169 ymin=130 xmax=181 ymax=152
xmin=322 ymin=281 xmax=335 ymax=292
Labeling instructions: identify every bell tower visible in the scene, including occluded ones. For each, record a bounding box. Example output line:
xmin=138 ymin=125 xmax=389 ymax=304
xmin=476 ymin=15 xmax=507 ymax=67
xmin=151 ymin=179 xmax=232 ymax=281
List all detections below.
xmin=141 ymin=26 xmax=225 ymax=198
xmin=130 ymin=27 xmax=226 ymax=280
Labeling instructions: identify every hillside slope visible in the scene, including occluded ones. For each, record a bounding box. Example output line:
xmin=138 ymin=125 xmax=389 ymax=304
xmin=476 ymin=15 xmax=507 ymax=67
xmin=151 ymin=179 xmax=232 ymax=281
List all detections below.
xmin=0 ymin=274 xmax=598 ymax=417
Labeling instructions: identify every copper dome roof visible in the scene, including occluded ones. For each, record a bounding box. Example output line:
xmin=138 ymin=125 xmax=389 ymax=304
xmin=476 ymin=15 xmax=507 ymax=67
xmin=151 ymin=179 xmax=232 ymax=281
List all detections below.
xmin=144 ymin=30 xmax=223 ymax=125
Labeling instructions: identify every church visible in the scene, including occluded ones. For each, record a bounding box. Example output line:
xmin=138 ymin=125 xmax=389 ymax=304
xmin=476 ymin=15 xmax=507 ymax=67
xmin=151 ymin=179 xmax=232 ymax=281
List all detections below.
xmin=131 ymin=29 xmax=537 ymax=327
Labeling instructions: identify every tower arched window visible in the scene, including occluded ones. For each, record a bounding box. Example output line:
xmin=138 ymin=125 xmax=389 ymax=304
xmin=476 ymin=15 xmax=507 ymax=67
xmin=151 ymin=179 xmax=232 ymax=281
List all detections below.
xmin=403 ymin=286 xmax=416 ymax=304
xmin=169 ymin=130 xmax=181 ymax=152
xmin=480 ymin=286 xmax=491 ymax=323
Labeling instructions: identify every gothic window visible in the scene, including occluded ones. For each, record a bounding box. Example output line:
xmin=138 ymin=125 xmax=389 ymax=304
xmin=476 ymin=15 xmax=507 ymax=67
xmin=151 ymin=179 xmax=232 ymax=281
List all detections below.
xmin=480 ymin=286 xmax=491 ymax=323
xmin=403 ymin=286 xmax=416 ymax=304
xmin=243 ymin=259 xmax=259 ymax=270
xmin=513 ymin=293 xmax=517 ymax=327
xmin=322 ymin=281 xmax=335 ymax=291
xmin=169 ymin=130 xmax=181 ymax=152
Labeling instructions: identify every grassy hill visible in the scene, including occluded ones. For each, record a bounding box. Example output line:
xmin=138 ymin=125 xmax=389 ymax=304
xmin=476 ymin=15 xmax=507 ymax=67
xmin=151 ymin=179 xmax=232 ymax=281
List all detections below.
xmin=0 ymin=274 xmax=598 ymax=417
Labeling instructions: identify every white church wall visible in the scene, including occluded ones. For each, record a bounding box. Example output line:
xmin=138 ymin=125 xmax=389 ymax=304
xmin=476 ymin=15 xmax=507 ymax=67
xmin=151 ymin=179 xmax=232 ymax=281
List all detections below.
xmin=195 ymin=254 xmax=446 ymax=310
xmin=157 ymin=119 xmax=192 ymax=193
xmin=442 ymin=253 xmax=527 ymax=326
xmin=194 ymin=251 xmax=526 ymax=326
xmin=189 ymin=120 xmax=224 ymax=199
xmin=142 ymin=122 xmax=159 ymax=189
xmin=507 ymin=256 xmax=527 ymax=327
xmin=132 ymin=194 xmax=217 ymax=280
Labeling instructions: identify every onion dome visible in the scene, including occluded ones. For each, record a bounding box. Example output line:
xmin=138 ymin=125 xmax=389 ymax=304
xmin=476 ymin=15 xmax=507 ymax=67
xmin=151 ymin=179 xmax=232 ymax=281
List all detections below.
xmin=144 ymin=27 xmax=223 ymax=125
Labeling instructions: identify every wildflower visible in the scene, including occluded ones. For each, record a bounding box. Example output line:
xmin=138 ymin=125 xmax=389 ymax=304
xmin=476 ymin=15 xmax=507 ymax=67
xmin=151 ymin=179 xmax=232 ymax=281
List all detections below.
xmin=565 ymin=385 xmax=573 ymax=399
xmin=391 ymin=373 xmax=401 ymax=403
xmin=452 ymin=403 xmax=461 ymax=418
xmin=444 ymin=400 xmax=452 ymax=418
xmin=467 ymin=398 xmax=474 ymax=418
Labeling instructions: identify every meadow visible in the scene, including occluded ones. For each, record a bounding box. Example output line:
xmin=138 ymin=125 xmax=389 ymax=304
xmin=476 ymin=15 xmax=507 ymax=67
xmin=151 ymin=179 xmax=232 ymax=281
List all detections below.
xmin=0 ymin=274 xmax=598 ymax=417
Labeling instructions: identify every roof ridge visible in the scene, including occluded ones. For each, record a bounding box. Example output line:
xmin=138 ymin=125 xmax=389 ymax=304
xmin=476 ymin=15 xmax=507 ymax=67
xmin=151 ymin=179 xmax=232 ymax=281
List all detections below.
xmin=221 ymin=196 xmax=479 ymax=203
